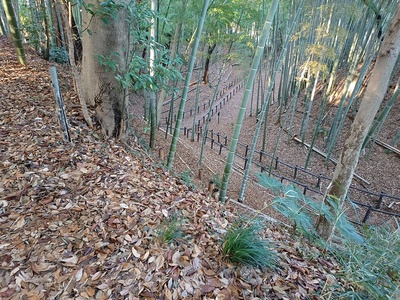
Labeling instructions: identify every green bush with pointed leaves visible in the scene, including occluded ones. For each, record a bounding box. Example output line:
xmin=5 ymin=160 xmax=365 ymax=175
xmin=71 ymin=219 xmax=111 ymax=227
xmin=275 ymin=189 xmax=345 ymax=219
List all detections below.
xmin=222 ymin=219 xmax=277 ymax=269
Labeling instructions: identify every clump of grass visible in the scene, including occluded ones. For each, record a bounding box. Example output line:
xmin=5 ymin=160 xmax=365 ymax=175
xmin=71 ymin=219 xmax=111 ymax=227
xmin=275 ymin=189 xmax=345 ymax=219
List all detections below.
xmin=156 ymin=215 xmax=184 ymax=244
xmin=222 ymin=219 xmax=277 ymax=269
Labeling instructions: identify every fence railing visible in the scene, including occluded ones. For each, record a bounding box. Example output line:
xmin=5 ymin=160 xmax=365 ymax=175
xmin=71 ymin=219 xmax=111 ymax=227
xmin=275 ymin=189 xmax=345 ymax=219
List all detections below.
xmin=162 ymin=79 xmax=244 ymax=126
xmin=180 ymin=127 xmax=400 ymax=225
xmin=160 ymin=76 xmax=399 ymax=225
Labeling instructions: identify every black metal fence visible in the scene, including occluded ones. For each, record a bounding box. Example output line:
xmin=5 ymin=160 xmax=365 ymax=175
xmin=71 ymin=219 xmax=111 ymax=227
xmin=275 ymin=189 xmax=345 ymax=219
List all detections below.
xmin=182 ymin=127 xmax=400 ymax=225
xmin=162 ymin=78 xmax=244 ymax=126
xmin=161 ymin=77 xmax=399 ymax=225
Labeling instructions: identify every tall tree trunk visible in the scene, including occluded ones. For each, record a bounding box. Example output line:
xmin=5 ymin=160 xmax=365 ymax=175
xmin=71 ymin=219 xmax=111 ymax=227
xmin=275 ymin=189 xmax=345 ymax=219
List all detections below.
xmin=28 ymin=0 xmax=42 ymax=53
xmin=202 ymin=43 xmax=216 ymax=84
xmin=156 ymin=0 xmax=187 ymax=126
xmin=81 ymin=0 xmax=129 ymax=138
xmin=315 ymin=4 xmax=400 ymax=241
xmin=219 ymin=0 xmax=280 ymax=202
xmin=45 ymin=0 xmax=56 ymax=47
xmin=51 ymin=0 xmax=62 ymax=47
xmin=68 ymin=1 xmax=82 ymax=62
xmin=39 ymin=0 xmax=50 ymax=60
xmin=2 ymin=0 xmax=26 ymax=64
xmin=58 ymin=0 xmax=92 ymax=128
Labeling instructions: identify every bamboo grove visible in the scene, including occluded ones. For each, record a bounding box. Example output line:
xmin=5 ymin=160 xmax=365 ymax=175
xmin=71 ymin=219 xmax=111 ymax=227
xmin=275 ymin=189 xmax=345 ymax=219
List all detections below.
xmin=1 ymin=0 xmax=399 ymax=239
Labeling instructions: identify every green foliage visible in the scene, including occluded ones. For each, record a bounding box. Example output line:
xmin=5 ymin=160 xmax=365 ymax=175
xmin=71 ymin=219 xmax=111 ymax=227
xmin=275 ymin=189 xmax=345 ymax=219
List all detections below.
xmin=179 ymin=170 xmax=195 ymax=190
xmin=211 ymin=173 xmax=222 ymax=189
xmin=49 ymin=47 xmax=68 ymax=64
xmin=222 ymin=218 xmax=277 ymax=269
xmin=256 ymin=173 xmax=363 ymax=243
xmin=323 ymin=225 xmax=400 ymax=299
xmin=83 ymin=0 xmax=122 ymax=24
xmin=256 ymin=175 xmax=399 ymax=298
xmin=156 ymin=215 xmax=184 ymax=244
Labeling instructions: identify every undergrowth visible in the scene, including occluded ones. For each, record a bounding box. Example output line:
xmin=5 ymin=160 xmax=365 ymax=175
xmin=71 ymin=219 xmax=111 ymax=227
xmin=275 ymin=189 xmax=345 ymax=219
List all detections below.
xmin=326 ymin=225 xmax=400 ymax=299
xmin=222 ymin=218 xmax=277 ymax=269
xmin=156 ymin=215 xmax=184 ymax=244
xmin=179 ymin=169 xmax=196 ymax=190
xmin=257 ymin=173 xmax=400 ymax=299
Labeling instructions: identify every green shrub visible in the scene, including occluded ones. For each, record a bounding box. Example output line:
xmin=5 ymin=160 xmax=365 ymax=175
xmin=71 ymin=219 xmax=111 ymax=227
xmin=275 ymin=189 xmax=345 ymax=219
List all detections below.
xmin=49 ymin=47 xmax=69 ymax=64
xmin=180 ymin=170 xmax=196 ymax=190
xmin=256 ymin=173 xmax=363 ymax=243
xmin=327 ymin=225 xmax=400 ymax=299
xmin=222 ymin=219 xmax=277 ymax=269
xmin=211 ymin=173 xmax=222 ymax=188
xmin=257 ymin=173 xmax=399 ymax=299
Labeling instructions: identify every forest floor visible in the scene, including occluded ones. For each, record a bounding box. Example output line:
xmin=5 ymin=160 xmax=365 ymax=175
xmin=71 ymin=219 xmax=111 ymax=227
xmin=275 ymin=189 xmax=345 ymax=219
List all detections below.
xmin=0 ymin=35 xmax=398 ymax=299
xmin=133 ymin=50 xmax=400 ymax=227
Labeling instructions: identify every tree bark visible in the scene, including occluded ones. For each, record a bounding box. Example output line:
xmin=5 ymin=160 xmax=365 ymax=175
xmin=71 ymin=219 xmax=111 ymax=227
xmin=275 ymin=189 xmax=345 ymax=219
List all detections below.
xmin=202 ymin=43 xmax=216 ymax=84
xmin=81 ymin=0 xmax=128 ymax=138
xmin=316 ymin=4 xmax=400 ymax=241
xmin=58 ymin=0 xmax=92 ymax=128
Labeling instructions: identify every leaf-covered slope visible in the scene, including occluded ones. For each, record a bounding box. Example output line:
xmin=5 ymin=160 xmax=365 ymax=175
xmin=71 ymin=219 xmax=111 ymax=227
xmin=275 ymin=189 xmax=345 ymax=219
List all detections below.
xmin=0 ymin=36 xmax=344 ymax=299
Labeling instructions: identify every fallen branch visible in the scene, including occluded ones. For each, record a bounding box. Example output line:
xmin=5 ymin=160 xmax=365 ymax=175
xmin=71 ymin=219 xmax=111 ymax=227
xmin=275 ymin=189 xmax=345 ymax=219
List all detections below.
xmin=292 ymin=137 xmax=371 ymax=186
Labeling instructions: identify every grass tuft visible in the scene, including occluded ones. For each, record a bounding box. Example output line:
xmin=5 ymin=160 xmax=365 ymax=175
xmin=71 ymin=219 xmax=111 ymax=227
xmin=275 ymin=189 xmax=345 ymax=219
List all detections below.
xmin=222 ymin=219 xmax=277 ymax=269
xmin=157 ymin=215 xmax=184 ymax=244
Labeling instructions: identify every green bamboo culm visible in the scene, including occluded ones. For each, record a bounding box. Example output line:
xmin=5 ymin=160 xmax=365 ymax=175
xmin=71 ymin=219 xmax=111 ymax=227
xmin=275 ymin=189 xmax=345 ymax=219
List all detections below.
xmin=167 ymin=0 xmax=210 ymax=169
xmin=219 ymin=0 xmax=280 ymax=203
xmin=0 ymin=0 xmax=9 ymax=36
xmin=238 ymin=0 xmax=305 ymax=202
xmin=2 ymin=0 xmax=26 ymax=65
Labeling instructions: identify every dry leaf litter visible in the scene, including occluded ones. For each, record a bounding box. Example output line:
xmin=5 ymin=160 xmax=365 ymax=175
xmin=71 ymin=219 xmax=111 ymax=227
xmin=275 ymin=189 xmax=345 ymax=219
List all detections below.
xmin=1 ymin=36 xmax=350 ymax=299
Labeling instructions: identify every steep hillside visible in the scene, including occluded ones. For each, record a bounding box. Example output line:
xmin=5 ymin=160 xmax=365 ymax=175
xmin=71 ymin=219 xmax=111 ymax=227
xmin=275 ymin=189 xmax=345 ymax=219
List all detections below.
xmin=3 ymin=36 xmax=398 ymax=299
